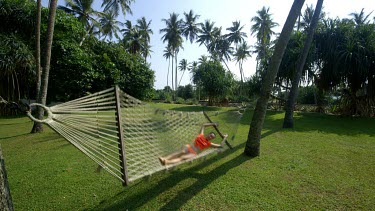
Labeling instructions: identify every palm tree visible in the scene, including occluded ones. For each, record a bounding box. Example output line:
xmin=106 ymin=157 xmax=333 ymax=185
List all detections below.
xmin=233 ymin=41 xmax=251 ymax=87
xmin=160 ymin=13 xmax=184 ymax=91
xmin=198 ymin=55 xmax=209 ymax=64
xmin=35 ymin=0 xmax=42 ymax=104
xmin=251 ymin=6 xmax=279 ymax=76
xmin=58 ymin=0 xmax=100 ymax=46
xmin=245 ymin=0 xmax=305 ymax=157
xmin=225 ymin=20 xmax=247 ymax=46
xmin=122 ymin=20 xmax=141 ymax=54
xmin=299 ymin=4 xmax=325 ymax=31
xmin=163 ymin=46 xmax=173 ymax=87
xmin=178 ymin=59 xmax=188 ymax=86
xmin=349 ymin=8 xmax=373 ymax=26
xmin=136 ymin=17 xmax=153 ymax=60
xmin=100 ymin=10 xmax=123 ymax=41
xmin=102 ymin=0 xmax=134 ymax=18
xmin=182 ymin=10 xmax=201 ymax=43
xmin=214 ymin=36 xmax=233 ymax=71
xmin=32 ymin=0 xmax=58 ymax=133
xmin=283 ymin=0 xmax=324 ymax=128
xmin=196 ymin=20 xmax=218 ymax=49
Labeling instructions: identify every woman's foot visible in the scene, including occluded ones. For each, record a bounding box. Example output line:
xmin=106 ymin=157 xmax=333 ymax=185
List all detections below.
xmin=159 ymin=157 xmax=166 ymax=165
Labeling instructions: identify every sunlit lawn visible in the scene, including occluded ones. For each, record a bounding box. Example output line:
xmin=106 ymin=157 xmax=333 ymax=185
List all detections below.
xmin=0 ymin=103 xmax=374 ymax=210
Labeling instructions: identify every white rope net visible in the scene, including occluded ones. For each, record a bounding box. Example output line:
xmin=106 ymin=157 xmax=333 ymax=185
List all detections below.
xmin=29 ymin=87 xmax=243 ymax=185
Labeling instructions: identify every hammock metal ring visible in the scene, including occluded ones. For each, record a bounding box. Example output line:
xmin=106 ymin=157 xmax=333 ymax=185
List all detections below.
xmin=26 ymin=103 xmax=53 ymax=123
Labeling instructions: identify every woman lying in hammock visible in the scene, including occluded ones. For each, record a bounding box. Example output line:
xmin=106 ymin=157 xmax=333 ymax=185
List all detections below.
xmin=159 ymin=123 xmax=228 ymax=165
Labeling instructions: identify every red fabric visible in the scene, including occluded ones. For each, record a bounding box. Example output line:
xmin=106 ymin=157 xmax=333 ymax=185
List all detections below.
xmin=194 ymin=134 xmax=212 ymax=150
xmin=186 ymin=144 xmax=197 ymax=155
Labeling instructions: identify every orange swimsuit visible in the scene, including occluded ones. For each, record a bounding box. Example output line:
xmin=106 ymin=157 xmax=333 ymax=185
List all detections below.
xmin=194 ymin=134 xmax=212 ymax=150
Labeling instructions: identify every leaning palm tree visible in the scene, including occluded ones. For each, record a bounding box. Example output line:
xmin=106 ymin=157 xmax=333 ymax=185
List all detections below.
xmin=160 ymin=13 xmax=184 ymax=91
xmin=245 ymin=0 xmax=305 ymax=157
xmin=58 ymin=0 xmax=100 ymax=45
xmin=196 ymin=20 xmax=217 ymax=48
xmin=201 ymin=25 xmax=231 ymax=69
xmin=251 ymin=6 xmax=279 ymax=76
xmin=32 ymin=0 xmax=58 ymax=133
xmin=178 ymin=58 xmax=188 ymax=86
xmin=214 ymin=36 xmax=233 ymax=71
xmin=225 ymin=20 xmax=247 ymax=47
xmin=182 ymin=10 xmax=201 ymax=43
xmin=99 ymin=10 xmax=123 ymax=41
xmin=349 ymin=8 xmax=373 ymax=26
xmin=299 ymin=3 xmax=325 ymax=31
xmin=283 ymin=0 xmax=324 ymax=128
xmin=101 ymin=0 xmax=134 ymax=18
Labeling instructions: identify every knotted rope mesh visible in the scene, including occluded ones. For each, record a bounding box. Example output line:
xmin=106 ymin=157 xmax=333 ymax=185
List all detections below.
xmin=28 ymin=86 xmax=243 ymax=185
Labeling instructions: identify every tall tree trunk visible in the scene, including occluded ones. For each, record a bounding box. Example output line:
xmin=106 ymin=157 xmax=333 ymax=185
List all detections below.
xmin=171 ymin=56 xmax=174 ymax=91
xmin=31 ymin=0 xmax=43 ymax=133
xmin=222 ymin=59 xmax=231 ymax=73
xmin=0 ymin=147 xmax=13 ymax=211
xmin=79 ymin=24 xmax=94 ymax=46
xmin=175 ymin=51 xmax=178 ymax=91
xmin=31 ymin=0 xmax=58 ymax=133
xmin=167 ymin=58 xmax=170 ymax=87
xmin=35 ymin=0 xmax=42 ymax=101
xmin=178 ymin=69 xmax=186 ymax=87
xmin=283 ymin=0 xmax=324 ymax=128
xmin=244 ymin=0 xmax=305 ymax=157
xmin=239 ymin=61 xmax=244 ymax=95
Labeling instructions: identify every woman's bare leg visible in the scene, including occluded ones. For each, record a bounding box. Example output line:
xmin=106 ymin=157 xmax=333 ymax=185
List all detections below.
xmin=164 ymin=153 xmax=196 ymax=165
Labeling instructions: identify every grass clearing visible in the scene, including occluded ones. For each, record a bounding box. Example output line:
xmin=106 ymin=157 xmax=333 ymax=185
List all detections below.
xmin=0 ymin=104 xmax=375 ymax=210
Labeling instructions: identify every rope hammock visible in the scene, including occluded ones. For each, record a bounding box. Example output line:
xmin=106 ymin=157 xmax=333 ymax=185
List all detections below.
xmin=26 ymin=86 xmax=243 ymax=186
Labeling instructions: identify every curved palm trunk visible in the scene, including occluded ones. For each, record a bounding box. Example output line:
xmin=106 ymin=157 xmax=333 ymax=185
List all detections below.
xmin=283 ymin=0 xmax=323 ymax=128
xmin=31 ymin=0 xmax=58 ymax=133
xmin=244 ymin=0 xmax=305 ymax=157
xmin=222 ymin=59 xmax=231 ymax=72
xmin=178 ymin=69 xmax=186 ymax=87
xmin=79 ymin=24 xmax=94 ymax=46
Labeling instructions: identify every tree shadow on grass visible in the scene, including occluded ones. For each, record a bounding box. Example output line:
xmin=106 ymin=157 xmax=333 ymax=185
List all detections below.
xmin=0 ymin=133 xmax=29 ymax=140
xmin=170 ymin=105 xmax=222 ymax=112
xmin=280 ymin=111 xmax=375 ymax=137
xmin=93 ymin=138 xmax=269 ymax=211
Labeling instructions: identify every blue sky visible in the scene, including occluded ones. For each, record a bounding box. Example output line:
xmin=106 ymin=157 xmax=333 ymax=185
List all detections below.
xmin=45 ymin=0 xmax=375 ymax=89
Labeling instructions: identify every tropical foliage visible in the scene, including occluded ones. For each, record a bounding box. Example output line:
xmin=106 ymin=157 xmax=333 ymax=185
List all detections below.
xmin=0 ymin=0 xmax=154 ymax=105
xmin=192 ymin=59 xmax=235 ymax=105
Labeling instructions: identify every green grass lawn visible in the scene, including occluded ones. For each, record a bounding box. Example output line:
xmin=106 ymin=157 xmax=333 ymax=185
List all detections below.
xmin=1 ymin=104 xmax=375 ymax=210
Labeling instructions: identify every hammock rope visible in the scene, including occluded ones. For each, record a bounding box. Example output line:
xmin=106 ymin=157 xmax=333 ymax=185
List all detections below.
xmin=26 ymin=86 xmax=243 ymax=186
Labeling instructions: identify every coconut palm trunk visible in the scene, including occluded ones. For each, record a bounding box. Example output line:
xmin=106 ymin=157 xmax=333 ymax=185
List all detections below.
xmin=244 ymin=0 xmax=305 ymax=157
xmin=35 ymin=0 xmax=42 ymax=102
xmin=175 ymin=51 xmax=178 ymax=91
xmin=31 ymin=0 xmax=58 ymax=133
xmin=167 ymin=58 xmax=170 ymax=87
xmin=171 ymin=56 xmax=174 ymax=90
xmin=0 ymin=146 xmax=13 ymax=211
xmin=283 ymin=0 xmax=324 ymax=128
